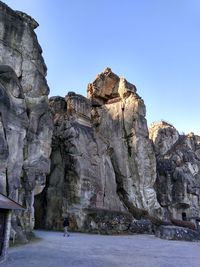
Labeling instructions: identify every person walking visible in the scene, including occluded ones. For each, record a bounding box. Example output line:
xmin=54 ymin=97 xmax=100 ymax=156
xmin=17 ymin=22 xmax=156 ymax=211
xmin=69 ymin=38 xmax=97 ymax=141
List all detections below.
xmin=63 ymin=217 xmax=70 ymax=237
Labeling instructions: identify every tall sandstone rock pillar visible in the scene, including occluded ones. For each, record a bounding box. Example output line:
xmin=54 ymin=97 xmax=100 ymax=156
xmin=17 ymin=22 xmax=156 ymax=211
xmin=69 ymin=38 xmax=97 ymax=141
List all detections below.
xmin=87 ymin=68 xmax=161 ymax=216
xmin=0 ymin=2 xmax=53 ymax=241
xmin=39 ymin=68 xmax=161 ymax=232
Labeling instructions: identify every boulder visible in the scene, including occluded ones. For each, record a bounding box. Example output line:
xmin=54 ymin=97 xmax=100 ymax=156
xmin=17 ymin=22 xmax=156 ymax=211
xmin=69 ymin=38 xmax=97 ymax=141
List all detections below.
xmin=156 ymin=225 xmax=200 ymax=242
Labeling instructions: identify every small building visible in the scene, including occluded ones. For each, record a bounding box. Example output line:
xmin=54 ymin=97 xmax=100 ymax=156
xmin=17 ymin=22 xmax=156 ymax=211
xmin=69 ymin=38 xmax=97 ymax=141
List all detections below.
xmin=0 ymin=193 xmax=24 ymax=263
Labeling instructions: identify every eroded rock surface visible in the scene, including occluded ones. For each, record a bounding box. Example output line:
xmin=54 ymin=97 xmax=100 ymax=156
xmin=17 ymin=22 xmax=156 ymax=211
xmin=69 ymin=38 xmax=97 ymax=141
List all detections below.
xmin=155 ymin=225 xmax=200 ymax=242
xmin=149 ymin=121 xmax=200 ymax=223
xmin=0 ymin=2 xmax=52 ymax=242
xmin=35 ymin=68 xmax=161 ymax=232
xmin=2 ymin=1 xmax=200 ymax=241
xmin=88 ymin=68 xmax=161 ymax=216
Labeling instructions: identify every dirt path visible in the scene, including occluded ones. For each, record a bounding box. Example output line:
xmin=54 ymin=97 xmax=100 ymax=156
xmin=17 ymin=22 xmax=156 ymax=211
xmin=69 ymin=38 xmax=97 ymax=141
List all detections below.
xmin=3 ymin=230 xmax=200 ymax=267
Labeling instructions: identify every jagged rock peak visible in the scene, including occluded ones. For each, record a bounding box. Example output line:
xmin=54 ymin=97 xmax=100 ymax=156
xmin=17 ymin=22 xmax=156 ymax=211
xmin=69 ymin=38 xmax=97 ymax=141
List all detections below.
xmin=149 ymin=120 xmax=179 ymax=156
xmin=103 ymin=67 xmax=113 ymax=74
xmin=15 ymin=11 xmax=39 ymax=29
xmin=150 ymin=120 xmax=175 ymax=129
xmin=0 ymin=1 xmax=38 ymax=29
xmin=87 ymin=68 xmax=137 ymax=104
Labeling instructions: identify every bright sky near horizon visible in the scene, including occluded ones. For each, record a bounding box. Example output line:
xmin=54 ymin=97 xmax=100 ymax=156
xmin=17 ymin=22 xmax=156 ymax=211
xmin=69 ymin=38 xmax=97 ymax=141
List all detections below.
xmin=2 ymin=0 xmax=200 ymax=135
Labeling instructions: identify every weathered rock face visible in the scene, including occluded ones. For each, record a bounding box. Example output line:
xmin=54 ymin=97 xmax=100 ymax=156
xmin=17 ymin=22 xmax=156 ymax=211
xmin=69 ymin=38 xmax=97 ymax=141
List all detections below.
xmin=2 ymin=1 xmax=200 ymax=242
xmin=88 ymin=69 xmax=160 ymax=216
xmin=35 ymin=68 xmax=161 ymax=232
xmin=36 ymin=92 xmax=126 ymax=231
xmin=149 ymin=121 xmax=200 ymax=222
xmin=0 ymin=2 xmax=52 ymax=241
xmin=149 ymin=121 xmax=179 ymax=156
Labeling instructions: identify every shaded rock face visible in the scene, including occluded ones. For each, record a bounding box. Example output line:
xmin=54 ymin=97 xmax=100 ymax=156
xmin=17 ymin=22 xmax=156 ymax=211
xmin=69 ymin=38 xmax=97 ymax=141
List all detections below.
xmin=149 ymin=121 xmax=200 ymax=222
xmin=0 ymin=2 xmax=52 ymax=241
xmin=35 ymin=68 xmax=161 ymax=232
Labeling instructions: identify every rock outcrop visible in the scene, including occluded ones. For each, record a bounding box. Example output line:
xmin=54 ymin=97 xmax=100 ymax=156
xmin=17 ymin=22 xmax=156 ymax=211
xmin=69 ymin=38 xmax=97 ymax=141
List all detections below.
xmin=35 ymin=68 xmax=161 ymax=233
xmin=155 ymin=225 xmax=200 ymax=242
xmin=0 ymin=1 xmax=52 ymax=242
xmin=87 ymin=68 xmax=161 ymax=216
xmin=2 ymin=1 xmax=200 ymax=241
xmin=149 ymin=121 xmax=200 ymax=223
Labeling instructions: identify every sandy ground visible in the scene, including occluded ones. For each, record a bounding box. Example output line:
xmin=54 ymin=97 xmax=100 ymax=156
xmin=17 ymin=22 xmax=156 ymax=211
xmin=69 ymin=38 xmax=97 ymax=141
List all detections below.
xmin=2 ymin=230 xmax=200 ymax=267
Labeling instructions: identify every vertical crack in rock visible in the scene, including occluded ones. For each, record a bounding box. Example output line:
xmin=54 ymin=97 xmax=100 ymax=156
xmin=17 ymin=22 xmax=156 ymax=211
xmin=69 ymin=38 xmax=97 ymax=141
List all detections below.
xmin=121 ymin=103 xmax=132 ymax=157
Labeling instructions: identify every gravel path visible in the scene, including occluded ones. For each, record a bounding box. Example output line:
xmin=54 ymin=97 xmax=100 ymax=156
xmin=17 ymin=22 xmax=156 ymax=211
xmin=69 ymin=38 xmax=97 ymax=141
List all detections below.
xmin=2 ymin=230 xmax=200 ymax=267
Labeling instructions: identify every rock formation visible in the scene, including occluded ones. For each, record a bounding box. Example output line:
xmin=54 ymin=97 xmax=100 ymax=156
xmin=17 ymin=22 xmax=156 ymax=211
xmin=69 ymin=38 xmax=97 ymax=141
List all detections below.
xmin=2 ymin=1 xmax=200 ymax=242
xmin=149 ymin=121 xmax=200 ymax=222
xmin=35 ymin=68 xmax=161 ymax=233
xmin=0 ymin=1 xmax=52 ymax=242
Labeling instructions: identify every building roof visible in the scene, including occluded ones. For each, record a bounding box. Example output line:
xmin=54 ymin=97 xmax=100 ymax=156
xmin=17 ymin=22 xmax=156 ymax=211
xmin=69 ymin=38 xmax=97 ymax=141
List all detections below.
xmin=0 ymin=193 xmax=25 ymax=210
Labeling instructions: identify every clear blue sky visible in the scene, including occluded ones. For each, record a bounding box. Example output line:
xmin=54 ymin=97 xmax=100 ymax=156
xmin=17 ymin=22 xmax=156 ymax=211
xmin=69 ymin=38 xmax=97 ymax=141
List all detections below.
xmin=3 ymin=0 xmax=200 ymax=134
